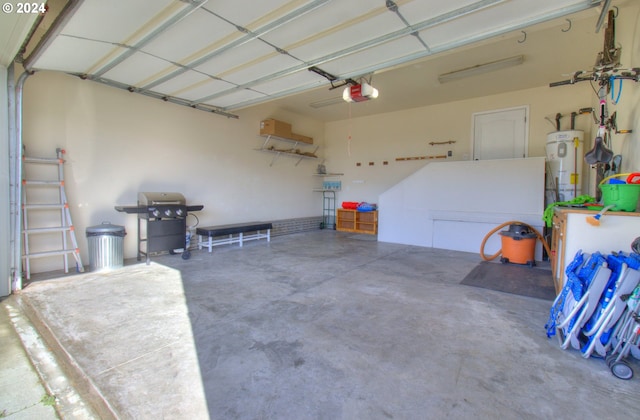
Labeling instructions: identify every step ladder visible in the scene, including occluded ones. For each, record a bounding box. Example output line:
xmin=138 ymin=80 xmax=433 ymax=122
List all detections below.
xmin=21 ymin=148 xmax=84 ymax=279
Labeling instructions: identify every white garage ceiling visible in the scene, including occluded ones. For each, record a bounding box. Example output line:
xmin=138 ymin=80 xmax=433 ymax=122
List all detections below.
xmin=0 ymin=3 xmax=38 ymax=66
xmin=14 ymin=0 xmax=621 ymax=121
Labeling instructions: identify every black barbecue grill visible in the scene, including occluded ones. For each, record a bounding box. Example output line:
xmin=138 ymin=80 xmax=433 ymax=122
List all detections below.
xmin=115 ymin=192 xmax=203 ymax=264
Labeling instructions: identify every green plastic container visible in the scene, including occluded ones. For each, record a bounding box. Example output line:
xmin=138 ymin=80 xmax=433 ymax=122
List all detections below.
xmin=600 ymin=183 xmax=640 ymax=212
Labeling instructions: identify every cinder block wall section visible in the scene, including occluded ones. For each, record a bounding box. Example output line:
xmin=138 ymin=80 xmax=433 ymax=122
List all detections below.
xmin=271 ymin=217 xmax=323 ymax=237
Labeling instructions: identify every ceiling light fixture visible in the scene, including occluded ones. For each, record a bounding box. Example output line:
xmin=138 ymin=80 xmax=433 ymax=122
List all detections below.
xmin=343 ymin=82 xmax=379 ymax=102
xmin=309 ymin=97 xmax=345 ymax=108
xmin=438 ymin=55 xmax=525 ymax=83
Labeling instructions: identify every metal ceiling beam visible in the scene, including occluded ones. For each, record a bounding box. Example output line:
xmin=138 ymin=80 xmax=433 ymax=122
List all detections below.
xmin=193 ymin=0 xmax=507 ymax=104
xmin=91 ymin=0 xmax=209 ymax=77
xmin=33 ymin=0 xmax=328 ymax=119
xmin=141 ymin=0 xmax=330 ymax=91
xmin=595 ymin=0 xmax=612 ymax=32
xmin=386 ymin=0 xmax=430 ymax=52
xmin=225 ymin=0 xmax=603 ymax=111
xmin=220 ymin=79 xmax=332 ymax=111
xmin=337 ymin=1 xmax=603 ymax=85
xmin=27 ymin=0 xmax=603 ymax=115
xmin=22 ymin=0 xmax=86 ymax=71
xmin=70 ymin=73 xmax=239 ymax=119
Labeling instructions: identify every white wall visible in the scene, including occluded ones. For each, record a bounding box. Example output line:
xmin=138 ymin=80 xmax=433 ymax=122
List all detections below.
xmin=324 ymin=84 xmax=594 ymax=205
xmin=21 ymin=71 xmax=325 ymax=271
xmin=378 ymin=157 xmax=545 ymax=258
xmin=1 ymin=65 xmax=10 ymax=296
xmin=323 ymin=2 xmax=640 ymax=256
xmin=17 ymin=1 xmax=640 ymax=275
xmin=323 ymin=1 xmax=640 ymax=206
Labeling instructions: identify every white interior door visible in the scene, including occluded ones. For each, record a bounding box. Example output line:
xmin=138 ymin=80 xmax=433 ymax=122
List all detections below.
xmin=473 ymin=106 xmax=528 ymax=160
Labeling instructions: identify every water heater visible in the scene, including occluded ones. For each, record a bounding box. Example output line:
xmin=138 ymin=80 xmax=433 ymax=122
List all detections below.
xmin=546 ymin=130 xmax=584 ymax=202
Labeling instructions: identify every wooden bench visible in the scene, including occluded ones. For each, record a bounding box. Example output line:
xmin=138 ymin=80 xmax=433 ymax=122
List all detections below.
xmin=196 ymin=222 xmax=272 ymax=252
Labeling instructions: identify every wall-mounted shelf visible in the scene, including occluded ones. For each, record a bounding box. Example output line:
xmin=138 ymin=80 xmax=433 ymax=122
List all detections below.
xmin=256 ymin=134 xmax=319 ymax=166
xmin=312 ymin=172 xmax=342 ymax=229
xmin=313 ymin=172 xmax=342 ymax=191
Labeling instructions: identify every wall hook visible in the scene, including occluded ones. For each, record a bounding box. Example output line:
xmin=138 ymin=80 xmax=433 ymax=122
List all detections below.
xmin=518 ymin=31 xmax=527 ymax=44
xmin=561 ymin=19 xmax=572 ymax=32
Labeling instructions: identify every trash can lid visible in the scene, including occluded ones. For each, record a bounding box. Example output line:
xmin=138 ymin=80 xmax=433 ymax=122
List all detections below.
xmin=86 ymin=221 xmax=126 ymax=236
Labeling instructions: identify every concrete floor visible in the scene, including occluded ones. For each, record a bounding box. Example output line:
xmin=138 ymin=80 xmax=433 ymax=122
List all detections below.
xmin=4 ymin=230 xmax=640 ymax=419
xmin=0 ymin=302 xmax=59 ymax=419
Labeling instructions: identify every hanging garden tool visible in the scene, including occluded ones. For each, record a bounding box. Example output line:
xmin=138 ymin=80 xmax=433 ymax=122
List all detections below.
xmin=610 ymin=111 xmax=633 ymax=135
xmin=428 ymin=140 xmax=456 ymax=146
xmin=604 ymin=154 xmax=622 ymax=178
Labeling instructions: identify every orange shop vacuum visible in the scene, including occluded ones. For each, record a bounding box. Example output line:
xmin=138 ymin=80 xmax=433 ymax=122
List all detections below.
xmin=499 ymin=224 xmax=537 ymax=265
xmin=480 ymin=221 xmax=550 ymax=267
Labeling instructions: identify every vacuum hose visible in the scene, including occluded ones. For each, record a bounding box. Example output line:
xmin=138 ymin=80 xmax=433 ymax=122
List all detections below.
xmin=480 ymin=221 xmax=552 ymax=262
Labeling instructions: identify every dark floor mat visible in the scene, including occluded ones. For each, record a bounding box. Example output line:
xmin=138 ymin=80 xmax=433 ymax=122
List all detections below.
xmin=461 ymin=261 xmax=556 ymax=301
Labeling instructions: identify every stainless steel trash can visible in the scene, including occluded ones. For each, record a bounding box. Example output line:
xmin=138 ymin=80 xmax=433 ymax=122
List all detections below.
xmin=86 ymin=222 xmax=126 ymax=271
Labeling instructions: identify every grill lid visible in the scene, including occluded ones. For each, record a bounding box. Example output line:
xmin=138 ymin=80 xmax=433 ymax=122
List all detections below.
xmin=138 ymin=192 xmax=186 ymax=206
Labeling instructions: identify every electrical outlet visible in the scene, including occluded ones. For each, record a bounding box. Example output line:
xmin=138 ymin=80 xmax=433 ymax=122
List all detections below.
xmin=448 ymin=150 xmax=452 ymax=157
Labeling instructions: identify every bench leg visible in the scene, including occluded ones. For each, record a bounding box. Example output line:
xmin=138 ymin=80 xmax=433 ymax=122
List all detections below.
xmin=198 ymin=234 xmax=214 ymax=253
xmin=197 ymin=227 xmax=272 ymax=252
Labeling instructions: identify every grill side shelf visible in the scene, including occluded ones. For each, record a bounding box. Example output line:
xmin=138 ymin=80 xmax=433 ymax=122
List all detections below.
xmin=114 ymin=206 xmax=146 ymax=214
